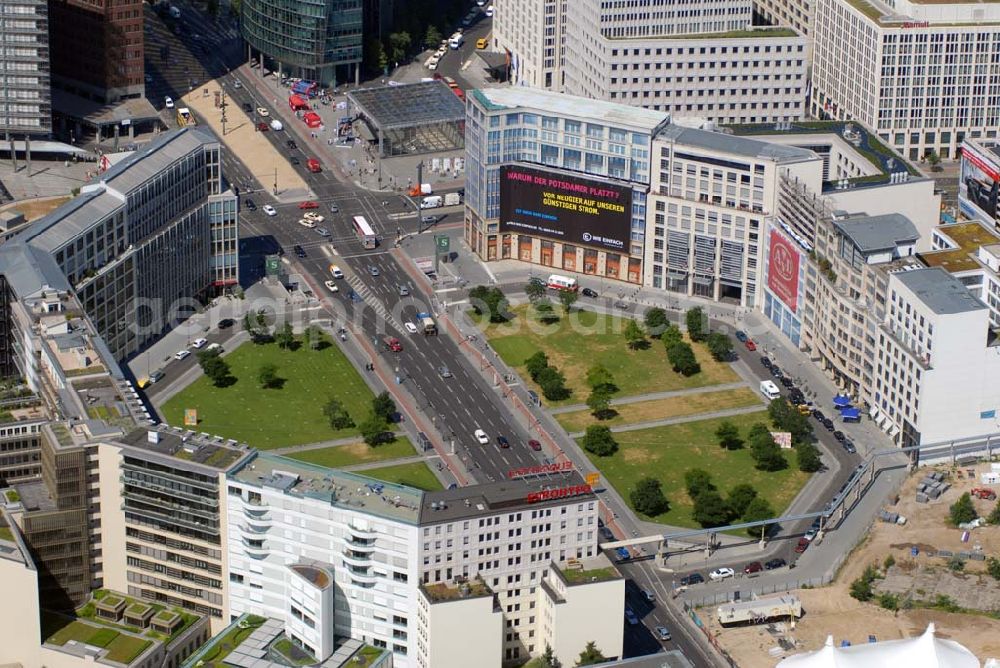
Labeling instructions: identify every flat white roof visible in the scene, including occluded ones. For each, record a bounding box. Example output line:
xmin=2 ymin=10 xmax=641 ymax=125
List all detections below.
xmin=473 ymin=88 xmax=670 ymax=133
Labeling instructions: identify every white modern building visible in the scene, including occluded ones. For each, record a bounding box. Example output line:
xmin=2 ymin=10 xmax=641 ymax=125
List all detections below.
xmin=493 ymin=0 xmax=809 ymax=124
xmin=811 ymin=0 xmax=1000 ymax=161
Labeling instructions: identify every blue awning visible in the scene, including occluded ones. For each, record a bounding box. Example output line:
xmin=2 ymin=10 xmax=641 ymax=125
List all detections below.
xmin=833 ymin=394 xmax=851 ymax=407
xmin=841 ymin=407 xmax=861 ymax=419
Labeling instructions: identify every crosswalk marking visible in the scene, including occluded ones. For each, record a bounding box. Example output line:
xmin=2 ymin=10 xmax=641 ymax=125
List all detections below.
xmin=346 ymin=275 xmax=405 ymax=335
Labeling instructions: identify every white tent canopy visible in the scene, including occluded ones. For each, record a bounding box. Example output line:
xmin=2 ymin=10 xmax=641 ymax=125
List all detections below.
xmin=777 ymin=624 xmax=980 ymax=668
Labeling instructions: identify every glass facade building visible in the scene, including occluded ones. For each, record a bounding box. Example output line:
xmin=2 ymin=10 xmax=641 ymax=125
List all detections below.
xmin=0 ymin=0 xmax=51 ymax=137
xmin=242 ymin=0 xmax=362 ymax=86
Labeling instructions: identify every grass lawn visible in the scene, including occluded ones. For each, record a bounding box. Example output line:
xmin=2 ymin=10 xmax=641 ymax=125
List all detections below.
xmin=579 ymin=411 xmax=810 ymax=528
xmin=480 ymin=306 xmax=738 ymax=405
xmin=362 ymin=462 xmax=444 ymax=491
xmin=555 ymin=387 xmax=761 ymax=433
xmin=285 ymin=437 xmax=416 ymax=468
xmin=46 ymin=620 xmax=150 ymax=663
xmin=161 ymin=338 xmax=375 ymax=448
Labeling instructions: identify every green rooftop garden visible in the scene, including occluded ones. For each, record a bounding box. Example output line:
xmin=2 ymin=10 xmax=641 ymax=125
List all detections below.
xmin=0 ymin=525 xmax=13 ymax=542
xmin=422 ymin=577 xmax=493 ymax=602
xmin=352 ymin=645 xmax=389 ymax=667
xmin=272 ymin=637 xmax=316 ymax=666
xmin=4 ymin=489 xmax=19 ymax=503
xmin=182 ymin=614 xmax=266 ymax=668
xmin=559 ymin=565 xmax=620 ymax=585
xmin=45 ymin=619 xmax=152 ymax=664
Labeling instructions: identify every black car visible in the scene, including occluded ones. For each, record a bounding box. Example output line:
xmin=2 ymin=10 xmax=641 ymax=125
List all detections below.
xmin=770 ymin=366 xmax=783 ymax=379
xmin=528 ymin=276 xmax=545 ymax=287
xmin=843 ymin=439 xmax=857 ymax=454
xmin=497 ymin=435 xmax=510 ymax=449
xmin=679 ymin=573 xmax=704 ymax=586
xmin=822 ymin=418 xmax=835 ymax=431
xmin=218 ymin=318 xmax=235 ymax=329
xmin=812 ymin=408 xmax=826 ymax=421
xmin=242 ymin=102 xmax=252 ymax=113
xmin=290 ymin=156 xmax=300 ymax=165
xmin=286 ymin=139 xmax=297 ymax=150
xmin=833 ymin=430 xmax=846 ymax=442
xmin=780 ymin=376 xmax=794 ymax=388
xmin=581 ymin=287 xmax=599 ymax=298
xmin=244 ymin=198 xmax=257 ymax=211
xmin=764 ymin=558 xmax=787 ymax=570
xmin=761 ymin=356 xmax=773 ymax=369
xmin=294 ymin=245 xmax=306 ymax=258
xmin=811 ymin=517 xmax=823 ymax=530
xmin=735 ymin=330 xmax=747 ymax=342
xmin=789 ymin=389 xmax=805 ymax=404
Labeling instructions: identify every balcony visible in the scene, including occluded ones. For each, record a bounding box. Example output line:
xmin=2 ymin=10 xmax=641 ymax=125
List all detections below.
xmin=243 ymin=513 xmax=271 ymax=530
xmin=346 ymin=524 xmax=377 ymax=541
xmin=241 ymin=538 xmax=268 ymax=557
xmin=342 ymin=549 xmax=373 ymax=567
xmin=345 ymin=534 xmax=376 ymax=549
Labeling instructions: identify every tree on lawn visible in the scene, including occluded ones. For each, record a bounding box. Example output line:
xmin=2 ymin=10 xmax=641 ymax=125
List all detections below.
xmin=706 ymin=332 xmax=733 ymax=361
xmin=742 ymin=497 xmax=775 ymax=538
xmin=623 ymin=319 xmax=645 ymax=350
xmin=715 ymin=420 xmax=743 ymax=450
xmin=581 ymin=425 xmax=618 ymax=456
xmin=537 ymin=365 xmax=570 ymax=401
xmin=274 ymin=322 xmax=295 ymax=350
xmin=685 ymin=307 xmax=706 ymax=342
xmin=749 ymin=429 xmax=787 ymax=471
xmin=525 ymin=351 xmax=550 ymax=380
xmin=538 ymin=644 xmax=562 ymax=668
xmin=558 ymin=289 xmax=578 ymax=313
xmin=359 ymin=412 xmax=390 ymax=446
xmin=693 ymin=490 xmax=732 ymax=528
xmin=388 ymin=31 xmax=411 ymax=64
xmin=661 ymin=324 xmax=683 ymax=348
xmin=667 ymin=341 xmax=700 ymax=376
xmin=684 ymin=468 xmax=715 ymax=499
xmin=323 ymin=399 xmax=354 ymax=430
xmin=768 ymin=398 xmax=813 ymax=444
xmin=374 ymin=40 xmax=389 ymax=73
xmin=197 ymin=349 xmax=232 ymax=387
xmin=257 ymin=364 xmax=280 ymax=389
xmin=533 ymin=299 xmax=558 ymax=324
xmin=631 ymin=477 xmax=669 ymax=516
xmin=727 ymin=484 xmax=758 ymax=518
xmin=525 ymin=279 xmax=547 ymax=302
xmin=424 ymin=25 xmax=442 ymax=50
xmin=586 ymin=387 xmax=614 ymax=419
xmin=372 ymin=391 xmax=397 ymax=423
xmin=949 ymin=492 xmax=977 ymax=526
xmin=575 ymin=641 xmax=607 ymax=666
xmin=643 ymin=307 xmax=669 ymax=338
xmin=796 ymin=442 xmax=823 ymax=472
xmin=585 ymin=364 xmax=617 ymax=393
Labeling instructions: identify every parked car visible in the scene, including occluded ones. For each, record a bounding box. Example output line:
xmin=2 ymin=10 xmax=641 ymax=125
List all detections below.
xmin=655 ymin=626 xmax=672 ymax=641
xmin=474 ymin=429 xmax=489 ymax=445
xmin=843 ymin=439 xmax=857 ymax=454
xmin=191 ymin=338 xmax=208 ymax=349
xmin=743 ymin=562 xmax=763 ymax=575
xmin=735 ymin=330 xmax=748 ymax=342
xmin=298 ymin=218 xmax=316 ymax=228
xmin=804 ymin=529 xmax=818 ymax=542
xmin=298 ymin=200 xmax=319 ymax=209
xmin=764 ymin=558 xmax=787 ymax=570
xmin=303 ymin=212 xmax=324 ymax=222
xmin=528 ymin=439 xmax=542 ymax=451
xmin=679 ymin=573 xmax=704 ymax=586
xmin=709 ymin=567 xmax=735 ymax=581
xmin=218 ymin=319 xmax=235 ymax=329
xmin=745 ymin=339 xmax=757 ymax=351
xmin=581 ymin=287 xmax=599 ymax=298
xmin=833 ymin=430 xmax=846 ymax=442
xmin=149 ymin=369 xmax=166 ymax=383
xmin=496 ymin=435 xmax=510 ymax=449
xmin=822 ymin=418 xmax=835 ymax=431
xmin=625 ymin=608 xmax=639 ymax=626
xmin=174 ymin=349 xmax=191 ymax=361
xmin=795 ymin=537 xmax=810 ymax=553
xmin=813 ymin=408 xmax=825 ymax=420
xmin=780 ymin=376 xmax=794 ymax=388
xmin=164 ymin=96 xmax=175 ymax=109
xmin=770 ymin=366 xmax=783 ymax=378
xmin=316 ymin=227 xmax=330 ymax=237
xmin=761 ymin=356 xmax=773 ymax=369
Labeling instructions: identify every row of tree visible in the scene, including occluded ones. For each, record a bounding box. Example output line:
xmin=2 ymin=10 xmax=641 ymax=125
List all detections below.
xmin=529 ymin=641 xmax=607 ymax=667
xmin=525 ymin=351 xmax=570 ymax=401
xmin=684 ymin=468 xmax=775 ymax=534
xmin=323 ymin=391 xmax=398 ymax=446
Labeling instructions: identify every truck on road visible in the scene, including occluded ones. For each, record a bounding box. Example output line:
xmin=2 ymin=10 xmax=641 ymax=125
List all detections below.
xmin=420 ymin=195 xmax=443 ymax=209
xmin=759 ymin=379 xmax=780 ymax=400
xmin=717 ymin=595 xmax=801 ymax=626
xmin=417 ymin=313 xmax=438 ymax=336
xmin=444 ymin=192 xmax=461 ymax=206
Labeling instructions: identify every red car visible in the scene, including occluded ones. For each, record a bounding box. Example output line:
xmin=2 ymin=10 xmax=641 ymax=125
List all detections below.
xmin=307 ymin=158 xmax=322 ymax=173
xmin=745 ymin=339 xmax=757 ymax=351
xmin=794 ymin=537 xmax=810 ymax=553
xmin=528 ymin=439 xmax=542 ymax=452
xmin=744 ymin=561 xmax=763 ymax=575
xmin=384 ymin=337 xmax=403 ymax=353
xmin=257 ymin=122 xmax=269 ymax=132
xmin=298 ymin=201 xmax=319 ymax=210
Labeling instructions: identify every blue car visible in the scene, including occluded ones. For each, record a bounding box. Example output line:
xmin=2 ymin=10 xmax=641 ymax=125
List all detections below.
xmin=615 ymin=547 xmax=631 ymax=561
xmin=735 ymin=330 xmax=747 ymax=342
xmin=348 ymin=290 xmax=363 ymax=303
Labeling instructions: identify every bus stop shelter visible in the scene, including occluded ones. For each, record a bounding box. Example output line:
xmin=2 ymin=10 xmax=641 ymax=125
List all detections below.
xmin=347 ymin=81 xmax=465 ymax=158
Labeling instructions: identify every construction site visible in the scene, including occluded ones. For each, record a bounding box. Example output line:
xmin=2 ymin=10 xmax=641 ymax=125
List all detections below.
xmin=706 ymin=462 xmax=1000 ymax=666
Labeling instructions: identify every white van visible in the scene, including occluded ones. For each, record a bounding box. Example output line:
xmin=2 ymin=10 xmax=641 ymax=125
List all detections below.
xmin=269 ymin=119 xmax=283 ymax=131
xmin=449 ymin=33 xmax=464 ymax=49
xmin=760 ymin=380 xmax=781 ymax=400
xmin=421 ymin=195 xmax=443 ymax=209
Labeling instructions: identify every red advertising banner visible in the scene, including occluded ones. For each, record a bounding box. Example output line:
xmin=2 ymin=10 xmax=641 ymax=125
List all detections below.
xmin=767 ymin=229 xmax=800 ymax=313
xmin=508 ymin=461 xmax=573 ymax=479
xmin=526 ymin=484 xmax=593 ymax=504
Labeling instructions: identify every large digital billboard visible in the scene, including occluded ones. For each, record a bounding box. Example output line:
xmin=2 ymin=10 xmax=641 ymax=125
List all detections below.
xmin=767 ymin=228 xmax=800 ymax=313
xmin=499 ymin=165 xmax=632 ymax=252
xmin=959 ymin=144 xmax=1000 ymax=224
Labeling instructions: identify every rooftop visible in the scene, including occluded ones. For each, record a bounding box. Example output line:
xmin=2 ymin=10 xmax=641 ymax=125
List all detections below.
xmin=289 ymin=563 xmax=332 ymax=589
xmin=893 ymin=267 xmax=987 ymax=315
xmin=420 ymin=472 xmax=596 ymax=523
xmin=117 ymin=426 xmax=250 ymax=471
xmin=554 ymin=555 xmax=622 ymax=585
xmin=920 ymin=222 xmax=1000 ymax=273
xmin=627 ymin=27 xmax=799 ymax=40
xmin=658 ymin=124 xmax=816 ymax=162
xmin=472 ymin=87 xmax=670 ymax=133
xmin=231 ymin=452 xmax=424 ymax=524
xmin=348 ymin=81 xmax=466 ymax=131
xmin=834 ymin=214 xmax=920 ymax=253
xmin=421 ymin=577 xmax=494 ymax=603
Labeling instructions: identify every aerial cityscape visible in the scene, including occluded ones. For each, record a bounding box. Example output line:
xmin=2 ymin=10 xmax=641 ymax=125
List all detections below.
xmin=2 ymin=0 xmax=1000 ymax=666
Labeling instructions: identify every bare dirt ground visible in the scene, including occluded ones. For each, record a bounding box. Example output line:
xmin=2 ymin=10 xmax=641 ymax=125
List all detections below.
xmin=0 ymin=195 xmax=72 ymax=221
xmin=707 ymin=462 xmax=1000 ymax=666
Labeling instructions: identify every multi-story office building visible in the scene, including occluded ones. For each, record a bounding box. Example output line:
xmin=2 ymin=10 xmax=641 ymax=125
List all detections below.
xmin=465 ymin=87 xmax=666 ymax=282
xmin=646 ymin=125 xmax=821 ymax=306
xmin=811 ymin=0 xmax=1000 ymax=160
xmin=494 ymin=0 xmax=809 ymax=124
xmin=14 ymin=126 xmax=238 ymax=360
xmin=0 ymin=417 xmax=44 ymax=485
xmin=754 ymin=0 xmax=813 ymax=38
xmin=242 ymin=0 xmax=363 ymax=86
xmin=0 ymin=0 xmax=51 ymax=138
xmin=958 ymin=138 xmax=1000 ymax=232
xmin=47 ymin=0 xmax=144 ymax=103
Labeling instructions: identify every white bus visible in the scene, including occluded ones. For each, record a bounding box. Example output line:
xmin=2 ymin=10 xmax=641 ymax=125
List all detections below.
xmin=547 ymin=274 xmax=578 ymax=292
xmin=352 ymin=216 xmax=377 ymax=249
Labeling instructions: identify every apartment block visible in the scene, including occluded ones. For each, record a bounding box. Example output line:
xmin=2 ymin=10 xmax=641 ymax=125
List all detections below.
xmin=0 ymin=0 xmax=52 ymax=137
xmin=0 ymin=417 xmax=45 ymax=485
xmin=811 ymin=0 xmax=1000 ymax=160
xmin=495 ymin=0 xmax=809 ymax=124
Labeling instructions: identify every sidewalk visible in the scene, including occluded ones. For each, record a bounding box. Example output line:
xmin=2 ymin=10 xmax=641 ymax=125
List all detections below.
xmin=342 ymin=454 xmax=431 ymax=472
xmin=268 ymin=434 xmax=403 ymax=455
xmin=548 ymin=382 xmax=748 ymax=415
xmin=564 ymin=405 xmax=766 ymax=438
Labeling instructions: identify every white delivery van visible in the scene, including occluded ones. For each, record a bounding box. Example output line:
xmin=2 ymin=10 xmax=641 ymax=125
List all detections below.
xmin=421 ymin=195 xmax=443 ymax=209
xmin=760 ymin=380 xmax=781 ymax=400
xmin=449 ymin=33 xmax=464 ymax=49
xmin=444 ymin=192 xmax=461 ymax=206
xmin=270 ymin=119 xmax=283 ymax=131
